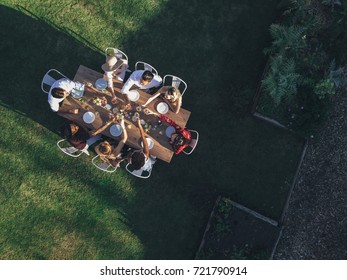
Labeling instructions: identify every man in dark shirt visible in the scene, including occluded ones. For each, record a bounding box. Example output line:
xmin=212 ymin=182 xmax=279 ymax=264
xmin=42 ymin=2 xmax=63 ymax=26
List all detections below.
xmin=63 ymin=118 xmax=116 ymax=150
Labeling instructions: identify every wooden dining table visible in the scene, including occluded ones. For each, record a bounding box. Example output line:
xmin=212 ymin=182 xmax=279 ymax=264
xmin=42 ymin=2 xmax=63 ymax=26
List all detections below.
xmin=57 ymin=65 xmax=191 ymax=163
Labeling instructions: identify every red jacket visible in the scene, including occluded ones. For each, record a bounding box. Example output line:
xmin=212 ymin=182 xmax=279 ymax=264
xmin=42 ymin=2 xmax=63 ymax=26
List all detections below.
xmin=159 ymin=115 xmax=191 ymax=154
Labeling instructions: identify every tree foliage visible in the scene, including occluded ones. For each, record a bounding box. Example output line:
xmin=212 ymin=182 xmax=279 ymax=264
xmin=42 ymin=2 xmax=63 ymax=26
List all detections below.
xmin=262 ymin=55 xmax=301 ymax=105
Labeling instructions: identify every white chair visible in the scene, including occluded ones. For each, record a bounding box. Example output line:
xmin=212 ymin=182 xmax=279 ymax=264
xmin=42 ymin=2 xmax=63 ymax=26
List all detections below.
xmin=125 ymin=156 xmax=156 ymax=179
xmin=92 ymin=155 xmax=118 ymax=173
xmin=163 ymin=74 xmax=188 ymax=96
xmin=135 ymin=61 xmax=158 ymax=75
xmin=182 ymin=130 xmax=199 ymax=155
xmin=41 ymin=69 xmax=67 ymax=94
xmin=105 ymin=47 xmax=129 ymax=62
xmin=57 ymin=139 xmax=89 ymax=157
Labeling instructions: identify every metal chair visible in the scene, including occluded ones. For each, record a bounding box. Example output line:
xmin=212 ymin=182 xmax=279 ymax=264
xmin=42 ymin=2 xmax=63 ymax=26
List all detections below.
xmin=163 ymin=74 xmax=188 ymax=96
xmin=41 ymin=69 xmax=67 ymax=94
xmin=57 ymin=139 xmax=89 ymax=157
xmin=135 ymin=61 xmax=158 ymax=75
xmin=105 ymin=47 xmax=129 ymax=62
xmin=92 ymin=155 xmax=118 ymax=173
xmin=105 ymin=47 xmax=131 ymax=80
xmin=125 ymin=156 xmax=156 ymax=179
xmin=182 ymin=130 xmax=199 ymax=155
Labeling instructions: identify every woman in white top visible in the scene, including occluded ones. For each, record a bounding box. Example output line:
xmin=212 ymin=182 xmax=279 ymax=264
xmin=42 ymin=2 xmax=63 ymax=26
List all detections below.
xmin=102 ymin=55 xmax=128 ymax=103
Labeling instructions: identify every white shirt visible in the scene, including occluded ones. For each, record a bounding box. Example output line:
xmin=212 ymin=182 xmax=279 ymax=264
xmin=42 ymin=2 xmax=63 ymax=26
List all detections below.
xmin=121 ymin=70 xmax=162 ymax=95
xmin=48 ymin=78 xmax=75 ymax=112
xmin=104 ymin=59 xmax=128 ymax=86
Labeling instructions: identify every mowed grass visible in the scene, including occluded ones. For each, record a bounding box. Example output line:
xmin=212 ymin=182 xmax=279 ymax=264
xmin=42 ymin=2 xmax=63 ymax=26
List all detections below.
xmin=0 ymin=0 xmax=304 ymax=259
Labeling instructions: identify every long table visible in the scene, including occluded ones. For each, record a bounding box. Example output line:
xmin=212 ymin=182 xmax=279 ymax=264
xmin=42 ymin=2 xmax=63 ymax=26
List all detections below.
xmin=58 ymin=65 xmax=191 ymax=163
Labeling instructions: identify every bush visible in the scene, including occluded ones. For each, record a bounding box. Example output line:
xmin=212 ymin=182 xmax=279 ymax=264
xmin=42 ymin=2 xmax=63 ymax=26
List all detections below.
xmin=262 ymin=55 xmax=301 ymax=105
xmin=259 ymin=0 xmax=347 ymax=133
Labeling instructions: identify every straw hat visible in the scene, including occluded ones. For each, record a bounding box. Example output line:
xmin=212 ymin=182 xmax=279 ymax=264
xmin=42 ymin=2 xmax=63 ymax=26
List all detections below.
xmin=102 ymin=56 xmax=118 ymax=72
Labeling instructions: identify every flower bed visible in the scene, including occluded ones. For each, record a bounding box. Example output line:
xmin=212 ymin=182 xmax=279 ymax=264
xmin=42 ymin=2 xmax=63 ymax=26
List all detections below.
xmin=196 ymin=197 xmax=282 ymax=260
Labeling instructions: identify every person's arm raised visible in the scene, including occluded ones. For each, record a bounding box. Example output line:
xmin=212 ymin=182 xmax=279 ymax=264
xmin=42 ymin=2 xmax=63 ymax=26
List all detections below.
xmin=137 ymin=118 xmax=149 ymax=159
xmin=89 ymin=117 xmax=116 ymax=137
xmin=174 ymin=96 xmax=182 ymax=114
xmin=143 ymin=92 xmax=161 ymax=107
xmin=112 ymin=118 xmax=128 ymax=156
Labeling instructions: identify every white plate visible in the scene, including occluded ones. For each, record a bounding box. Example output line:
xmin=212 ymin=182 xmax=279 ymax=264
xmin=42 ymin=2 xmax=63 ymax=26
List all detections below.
xmin=95 ymin=79 xmax=107 ymax=90
xmin=83 ymin=112 xmax=95 ymax=124
xmin=110 ymin=124 xmax=123 ymax=137
xmin=165 ymin=126 xmax=176 ymax=137
xmin=141 ymin=137 xmax=154 ymax=150
xmin=128 ymin=90 xmax=140 ymax=101
xmin=156 ymin=102 xmax=169 ymax=114
xmin=104 ymin=104 xmax=112 ymax=110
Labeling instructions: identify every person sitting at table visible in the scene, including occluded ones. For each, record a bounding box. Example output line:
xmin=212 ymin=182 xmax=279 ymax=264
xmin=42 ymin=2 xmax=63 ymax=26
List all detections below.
xmin=48 ymin=78 xmax=79 ymax=114
xmin=146 ymin=110 xmax=191 ymax=155
xmin=94 ymin=118 xmax=129 ymax=167
xmin=143 ymin=86 xmax=182 ymax=114
xmin=121 ymin=70 xmax=162 ymax=104
xmin=102 ymin=55 xmax=128 ymax=103
xmin=62 ymin=117 xmax=117 ymax=151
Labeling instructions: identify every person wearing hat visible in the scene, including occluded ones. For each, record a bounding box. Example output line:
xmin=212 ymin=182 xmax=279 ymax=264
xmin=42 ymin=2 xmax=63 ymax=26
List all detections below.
xmin=102 ymin=55 xmax=128 ymax=103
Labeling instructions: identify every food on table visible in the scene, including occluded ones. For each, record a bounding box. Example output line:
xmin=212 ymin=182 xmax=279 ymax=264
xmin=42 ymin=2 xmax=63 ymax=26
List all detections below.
xmin=92 ymin=97 xmax=102 ymax=106
xmin=136 ymin=106 xmax=142 ymax=112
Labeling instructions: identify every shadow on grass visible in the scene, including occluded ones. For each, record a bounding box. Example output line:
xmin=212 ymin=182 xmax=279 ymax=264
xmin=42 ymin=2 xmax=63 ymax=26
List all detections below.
xmin=0 ymin=1 xmax=306 ymax=260
xmin=116 ymin=0 xmax=305 ymax=258
xmin=0 ymin=5 xmax=103 ymax=133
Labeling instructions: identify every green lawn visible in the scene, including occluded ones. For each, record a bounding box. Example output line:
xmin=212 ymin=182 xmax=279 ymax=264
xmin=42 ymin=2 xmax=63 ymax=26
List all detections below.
xmin=0 ymin=0 xmax=304 ymax=259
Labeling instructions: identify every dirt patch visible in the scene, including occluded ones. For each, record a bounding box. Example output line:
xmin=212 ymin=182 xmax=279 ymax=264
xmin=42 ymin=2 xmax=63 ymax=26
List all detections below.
xmin=196 ymin=197 xmax=282 ymax=259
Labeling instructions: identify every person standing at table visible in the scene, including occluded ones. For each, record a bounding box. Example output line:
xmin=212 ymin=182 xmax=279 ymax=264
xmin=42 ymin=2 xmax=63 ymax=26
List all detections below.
xmin=121 ymin=70 xmax=162 ymax=106
xmin=48 ymin=78 xmax=79 ymax=114
xmin=143 ymin=86 xmax=182 ymax=114
xmin=102 ymin=55 xmax=128 ymax=103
